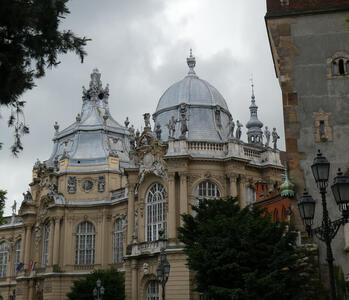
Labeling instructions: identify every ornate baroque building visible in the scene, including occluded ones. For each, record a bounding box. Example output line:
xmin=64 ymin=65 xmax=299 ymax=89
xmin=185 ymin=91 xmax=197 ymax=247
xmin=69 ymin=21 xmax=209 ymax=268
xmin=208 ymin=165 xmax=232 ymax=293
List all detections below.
xmin=0 ymin=53 xmax=284 ymax=300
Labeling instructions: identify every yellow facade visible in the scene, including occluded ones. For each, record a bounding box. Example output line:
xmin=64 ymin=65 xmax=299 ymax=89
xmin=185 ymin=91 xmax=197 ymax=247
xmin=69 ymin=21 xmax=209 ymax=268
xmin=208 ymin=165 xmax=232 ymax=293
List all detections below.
xmin=0 ymin=64 xmax=284 ymax=300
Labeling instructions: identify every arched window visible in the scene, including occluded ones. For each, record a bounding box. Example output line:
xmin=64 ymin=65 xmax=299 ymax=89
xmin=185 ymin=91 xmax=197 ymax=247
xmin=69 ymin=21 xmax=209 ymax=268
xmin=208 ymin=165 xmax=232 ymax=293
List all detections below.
xmin=339 ymin=59 xmax=345 ymax=75
xmin=42 ymin=222 xmax=50 ymax=267
xmin=0 ymin=242 xmax=8 ymax=278
xmin=332 ymin=61 xmax=338 ymax=75
xmin=194 ymin=181 xmax=221 ymax=214
xmin=146 ymin=183 xmax=167 ymax=242
xmin=113 ymin=219 xmax=123 ymax=264
xmin=76 ymin=221 xmax=95 ymax=265
xmin=14 ymin=240 xmax=21 ymax=273
xmin=146 ymin=280 xmax=159 ymax=300
xmin=195 ymin=181 xmax=220 ymax=200
xmin=338 ymin=59 xmax=345 ymax=75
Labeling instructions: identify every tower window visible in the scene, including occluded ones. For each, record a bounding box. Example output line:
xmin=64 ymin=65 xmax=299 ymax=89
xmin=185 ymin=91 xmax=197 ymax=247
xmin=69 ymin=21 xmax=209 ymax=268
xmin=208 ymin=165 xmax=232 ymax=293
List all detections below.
xmin=333 ymin=62 xmax=337 ymax=75
xmin=319 ymin=120 xmax=325 ymax=138
xmin=339 ymin=59 xmax=345 ymax=75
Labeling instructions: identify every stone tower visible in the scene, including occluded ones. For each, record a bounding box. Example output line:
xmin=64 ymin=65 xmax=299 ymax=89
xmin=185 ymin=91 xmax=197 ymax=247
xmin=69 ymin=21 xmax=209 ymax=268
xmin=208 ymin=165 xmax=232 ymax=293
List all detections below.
xmin=265 ymin=0 xmax=349 ymax=277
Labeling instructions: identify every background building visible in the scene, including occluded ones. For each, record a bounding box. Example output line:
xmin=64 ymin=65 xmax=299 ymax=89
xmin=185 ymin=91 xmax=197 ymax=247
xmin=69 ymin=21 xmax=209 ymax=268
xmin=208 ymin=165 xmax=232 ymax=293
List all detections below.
xmin=265 ymin=0 xmax=349 ymax=279
xmin=0 ymin=55 xmax=284 ymax=299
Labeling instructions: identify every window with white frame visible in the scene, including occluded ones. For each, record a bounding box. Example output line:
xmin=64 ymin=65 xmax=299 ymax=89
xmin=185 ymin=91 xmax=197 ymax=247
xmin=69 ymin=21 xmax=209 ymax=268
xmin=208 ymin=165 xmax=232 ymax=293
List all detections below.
xmin=113 ymin=219 xmax=123 ymax=264
xmin=246 ymin=187 xmax=256 ymax=205
xmin=0 ymin=242 xmax=8 ymax=278
xmin=194 ymin=181 xmax=221 ymax=208
xmin=14 ymin=239 xmax=21 ymax=273
xmin=146 ymin=280 xmax=159 ymax=300
xmin=145 ymin=183 xmax=167 ymax=242
xmin=76 ymin=221 xmax=95 ymax=265
xmin=42 ymin=222 xmax=50 ymax=267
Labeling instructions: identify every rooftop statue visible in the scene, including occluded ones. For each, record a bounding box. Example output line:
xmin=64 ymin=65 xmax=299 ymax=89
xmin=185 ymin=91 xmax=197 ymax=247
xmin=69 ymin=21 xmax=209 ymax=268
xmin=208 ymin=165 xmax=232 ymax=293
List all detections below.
xmin=264 ymin=126 xmax=271 ymax=147
xmin=166 ymin=116 xmax=177 ymax=139
xmin=272 ymin=127 xmax=280 ymax=150
xmin=143 ymin=113 xmax=151 ymax=129
xmin=227 ymin=117 xmax=235 ymax=139
xmin=235 ymin=120 xmax=243 ymax=140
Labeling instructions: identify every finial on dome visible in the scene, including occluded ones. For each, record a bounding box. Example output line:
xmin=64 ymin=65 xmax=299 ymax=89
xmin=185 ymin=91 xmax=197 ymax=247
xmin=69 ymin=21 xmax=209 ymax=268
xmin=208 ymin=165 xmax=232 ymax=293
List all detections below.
xmin=187 ymin=48 xmax=196 ymax=75
xmin=250 ymin=75 xmax=255 ymax=101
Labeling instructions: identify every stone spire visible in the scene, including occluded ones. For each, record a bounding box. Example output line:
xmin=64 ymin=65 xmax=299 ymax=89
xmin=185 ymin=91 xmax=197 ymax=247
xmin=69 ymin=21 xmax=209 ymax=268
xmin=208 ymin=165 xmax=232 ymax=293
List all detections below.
xmin=186 ymin=49 xmax=196 ymax=76
xmin=246 ymin=78 xmax=263 ymax=145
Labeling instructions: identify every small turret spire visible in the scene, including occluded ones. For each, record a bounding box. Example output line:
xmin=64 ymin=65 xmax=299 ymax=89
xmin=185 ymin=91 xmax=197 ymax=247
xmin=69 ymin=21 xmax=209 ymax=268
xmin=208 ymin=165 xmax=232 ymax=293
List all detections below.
xmin=246 ymin=78 xmax=263 ymax=145
xmin=187 ymin=48 xmax=196 ymax=76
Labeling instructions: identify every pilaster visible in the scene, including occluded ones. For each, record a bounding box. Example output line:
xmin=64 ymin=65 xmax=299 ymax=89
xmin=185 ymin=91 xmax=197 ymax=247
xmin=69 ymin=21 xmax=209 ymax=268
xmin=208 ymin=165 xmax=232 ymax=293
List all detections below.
xmin=168 ymin=173 xmax=176 ymax=239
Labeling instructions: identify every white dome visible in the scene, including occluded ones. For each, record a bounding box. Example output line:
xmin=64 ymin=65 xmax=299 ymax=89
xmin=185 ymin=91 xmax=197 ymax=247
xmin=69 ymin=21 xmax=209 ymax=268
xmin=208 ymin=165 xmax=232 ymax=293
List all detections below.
xmin=153 ymin=53 xmax=232 ymax=142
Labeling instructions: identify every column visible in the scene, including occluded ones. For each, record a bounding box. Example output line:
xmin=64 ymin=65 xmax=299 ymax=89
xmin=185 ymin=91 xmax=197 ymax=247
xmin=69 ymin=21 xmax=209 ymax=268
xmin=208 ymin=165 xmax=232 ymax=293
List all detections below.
xmin=20 ymin=228 xmax=26 ymax=264
xmin=127 ymin=185 xmax=135 ymax=245
xmin=167 ymin=173 xmax=176 ymax=239
xmin=239 ymin=178 xmax=247 ymax=208
xmin=179 ymin=173 xmax=188 ymax=227
xmin=24 ymin=225 xmax=32 ymax=268
xmin=131 ymin=259 xmax=138 ymax=300
xmin=229 ymin=174 xmax=238 ymax=198
xmin=53 ymin=218 xmax=61 ymax=265
xmin=48 ymin=218 xmax=54 ymax=266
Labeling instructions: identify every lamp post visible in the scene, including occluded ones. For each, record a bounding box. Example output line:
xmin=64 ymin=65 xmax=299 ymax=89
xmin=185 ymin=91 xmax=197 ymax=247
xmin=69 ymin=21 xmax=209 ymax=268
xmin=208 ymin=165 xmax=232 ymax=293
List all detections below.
xmin=157 ymin=248 xmax=170 ymax=300
xmin=93 ymin=279 xmax=105 ymax=300
xmin=298 ymin=150 xmax=349 ymax=300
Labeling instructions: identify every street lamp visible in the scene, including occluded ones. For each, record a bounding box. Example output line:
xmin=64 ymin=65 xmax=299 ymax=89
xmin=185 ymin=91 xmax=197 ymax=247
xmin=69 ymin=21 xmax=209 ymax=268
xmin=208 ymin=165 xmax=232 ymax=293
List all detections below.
xmin=157 ymin=248 xmax=170 ymax=300
xmin=298 ymin=150 xmax=349 ymax=300
xmin=93 ymin=279 xmax=105 ymax=300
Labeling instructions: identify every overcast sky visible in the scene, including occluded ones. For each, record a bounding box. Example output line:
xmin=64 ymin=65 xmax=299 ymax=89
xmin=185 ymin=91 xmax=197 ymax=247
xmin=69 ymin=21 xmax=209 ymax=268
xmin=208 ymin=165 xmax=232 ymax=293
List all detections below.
xmin=0 ymin=0 xmax=284 ymax=215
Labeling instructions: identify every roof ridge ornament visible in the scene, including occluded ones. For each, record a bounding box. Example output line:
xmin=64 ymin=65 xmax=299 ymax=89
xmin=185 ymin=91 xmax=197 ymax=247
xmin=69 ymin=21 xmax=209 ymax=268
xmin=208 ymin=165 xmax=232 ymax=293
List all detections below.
xmin=186 ymin=48 xmax=196 ymax=76
xmin=82 ymin=68 xmax=110 ymax=103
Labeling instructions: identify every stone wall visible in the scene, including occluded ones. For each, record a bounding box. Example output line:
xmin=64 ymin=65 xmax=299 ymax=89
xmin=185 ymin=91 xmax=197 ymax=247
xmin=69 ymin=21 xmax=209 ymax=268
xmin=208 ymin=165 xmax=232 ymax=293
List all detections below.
xmin=266 ymin=5 xmax=349 ymax=276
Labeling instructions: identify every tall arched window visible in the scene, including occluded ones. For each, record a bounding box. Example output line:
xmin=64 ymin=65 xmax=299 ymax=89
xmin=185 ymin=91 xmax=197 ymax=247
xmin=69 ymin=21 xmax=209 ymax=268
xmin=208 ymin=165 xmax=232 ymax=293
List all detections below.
xmin=0 ymin=242 xmax=8 ymax=278
xmin=146 ymin=280 xmax=159 ymax=300
xmin=113 ymin=219 xmax=123 ymax=264
xmin=42 ymin=222 xmax=50 ymax=267
xmin=146 ymin=183 xmax=167 ymax=242
xmin=76 ymin=221 xmax=95 ymax=265
xmin=14 ymin=240 xmax=21 ymax=273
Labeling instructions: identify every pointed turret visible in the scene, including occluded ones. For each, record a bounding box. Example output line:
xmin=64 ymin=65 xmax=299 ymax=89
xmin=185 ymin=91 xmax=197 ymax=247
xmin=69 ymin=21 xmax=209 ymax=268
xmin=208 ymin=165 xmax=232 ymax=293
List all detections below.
xmin=246 ymin=79 xmax=263 ymax=145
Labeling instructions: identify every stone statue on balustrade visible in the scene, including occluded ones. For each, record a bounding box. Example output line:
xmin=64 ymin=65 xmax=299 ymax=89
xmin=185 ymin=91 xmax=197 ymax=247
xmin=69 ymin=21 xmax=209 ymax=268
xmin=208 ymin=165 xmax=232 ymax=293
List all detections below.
xmin=272 ymin=127 xmax=280 ymax=150
xmin=235 ymin=120 xmax=243 ymax=140
xmin=179 ymin=113 xmax=188 ymax=139
xmin=155 ymin=123 xmax=162 ymax=140
xmin=227 ymin=117 xmax=235 ymax=139
xmin=264 ymin=126 xmax=271 ymax=148
xmin=143 ymin=113 xmax=151 ymax=129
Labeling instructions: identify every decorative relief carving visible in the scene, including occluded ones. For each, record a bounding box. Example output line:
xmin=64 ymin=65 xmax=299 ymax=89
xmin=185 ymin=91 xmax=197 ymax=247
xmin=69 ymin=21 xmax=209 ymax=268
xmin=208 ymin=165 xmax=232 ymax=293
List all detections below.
xmin=98 ymin=175 xmax=105 ymax=192
xmin=67 ymin=176 xmax=76 ymax=194
xmin=34 ymin=223 xmax=41 ymax=247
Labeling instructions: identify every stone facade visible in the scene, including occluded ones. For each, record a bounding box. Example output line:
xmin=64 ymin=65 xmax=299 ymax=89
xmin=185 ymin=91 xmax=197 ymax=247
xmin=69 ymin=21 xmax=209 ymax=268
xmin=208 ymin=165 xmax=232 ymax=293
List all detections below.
xmin=265 ymin=0 xmax=349 ymax=277
xmin=0 ymin=59 xmax=284 ymax=299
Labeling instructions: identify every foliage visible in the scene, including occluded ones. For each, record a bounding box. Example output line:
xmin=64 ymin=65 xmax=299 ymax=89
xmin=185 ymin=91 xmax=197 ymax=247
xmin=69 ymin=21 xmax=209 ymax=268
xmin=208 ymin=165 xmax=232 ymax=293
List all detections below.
xmin=66 ymin=267 xmax=125 ymax=300
xmin=178 ymin=197 xmax=327 ymax=300
xmin=0 ymin=190 xmax=6 ymax=225
xmin=0 ymin=0 xmax=89 ymax=156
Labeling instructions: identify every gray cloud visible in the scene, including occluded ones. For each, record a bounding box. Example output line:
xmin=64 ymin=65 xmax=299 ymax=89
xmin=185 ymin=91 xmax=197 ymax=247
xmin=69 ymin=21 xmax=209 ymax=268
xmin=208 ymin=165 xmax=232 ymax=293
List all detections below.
xmin=0 ymin=0 xmax=284 ymax=214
